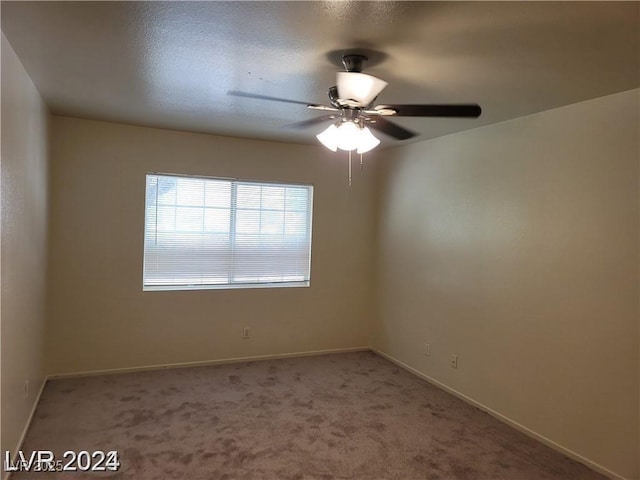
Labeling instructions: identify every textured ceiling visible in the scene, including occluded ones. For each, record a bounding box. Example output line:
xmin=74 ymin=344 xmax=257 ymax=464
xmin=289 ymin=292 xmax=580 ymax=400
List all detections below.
xmin=2 ymin=1 xmax=639 ymax=147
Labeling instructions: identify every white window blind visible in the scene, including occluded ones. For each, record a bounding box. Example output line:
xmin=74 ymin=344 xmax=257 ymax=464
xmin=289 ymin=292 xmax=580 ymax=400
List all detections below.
xmin=143 ymin=174 xmax=313 ymax=290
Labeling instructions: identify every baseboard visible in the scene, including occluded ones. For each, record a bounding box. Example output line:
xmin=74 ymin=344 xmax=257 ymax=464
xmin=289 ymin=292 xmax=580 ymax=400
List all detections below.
xmin=48 ymin=346 xmax=371 ymax=379
xmin=3 ymin=377 xmax=48 ymax=480
xmin=370 ymin=347 xmax=629 ymax=480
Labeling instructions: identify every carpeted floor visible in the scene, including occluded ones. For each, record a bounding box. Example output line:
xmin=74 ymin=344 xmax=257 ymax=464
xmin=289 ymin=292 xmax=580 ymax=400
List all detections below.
xmin=15 ymin=351 xmax=605 ymax=479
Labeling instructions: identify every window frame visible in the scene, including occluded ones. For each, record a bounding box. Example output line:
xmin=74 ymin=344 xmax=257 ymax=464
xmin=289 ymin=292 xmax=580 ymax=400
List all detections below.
xmin=142 ymin=172 xmax=314 ymax=291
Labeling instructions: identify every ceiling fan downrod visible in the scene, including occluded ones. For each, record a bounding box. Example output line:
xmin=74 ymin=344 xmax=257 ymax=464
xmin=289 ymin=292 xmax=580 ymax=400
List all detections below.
xmin=342 ymin=54 xmax=367 ymax=73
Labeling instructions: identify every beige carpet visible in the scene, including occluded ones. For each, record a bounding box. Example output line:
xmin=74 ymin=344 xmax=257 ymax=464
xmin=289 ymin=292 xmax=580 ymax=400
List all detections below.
xmin=15 ymin=351 xmax=604 ymax=479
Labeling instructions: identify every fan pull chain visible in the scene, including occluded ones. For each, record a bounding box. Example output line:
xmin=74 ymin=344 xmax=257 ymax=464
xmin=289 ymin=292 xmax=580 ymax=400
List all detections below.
xmin=348 ymin=150 xmax=352 ymax=186
xmin=360 ymin=153 xmax=364 ymax=170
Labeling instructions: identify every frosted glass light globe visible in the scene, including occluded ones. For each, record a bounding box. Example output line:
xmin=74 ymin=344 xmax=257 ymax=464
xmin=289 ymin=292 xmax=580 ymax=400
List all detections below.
xmin=356 ymin=127 xmax=380 ymax=154
xmin=316 ymin=124 xmax=339 ymax=152
xmin=335 ymin=121 xmax=361 ymax=151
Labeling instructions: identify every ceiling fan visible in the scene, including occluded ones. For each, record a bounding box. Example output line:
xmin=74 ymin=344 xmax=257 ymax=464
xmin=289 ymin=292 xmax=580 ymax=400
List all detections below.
xmin=228 ymin=54 xmax=482 ymax=153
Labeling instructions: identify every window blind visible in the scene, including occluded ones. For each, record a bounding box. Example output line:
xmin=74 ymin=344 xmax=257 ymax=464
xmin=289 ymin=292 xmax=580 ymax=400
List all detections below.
xmin=143 ymin=174 xmax=313 ymax=290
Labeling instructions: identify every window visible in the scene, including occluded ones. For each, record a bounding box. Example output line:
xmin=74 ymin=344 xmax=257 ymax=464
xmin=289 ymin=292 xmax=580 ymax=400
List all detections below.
xmin=143 ymin=174 xmax=313 ymax=290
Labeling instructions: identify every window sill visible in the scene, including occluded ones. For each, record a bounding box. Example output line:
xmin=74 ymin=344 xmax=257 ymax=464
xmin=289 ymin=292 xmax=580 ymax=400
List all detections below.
xmin=143 ymin=281 xmax=310 ymax=292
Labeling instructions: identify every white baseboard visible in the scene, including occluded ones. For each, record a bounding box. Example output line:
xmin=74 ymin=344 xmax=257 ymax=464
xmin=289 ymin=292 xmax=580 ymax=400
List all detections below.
xmin=48 ymin=346 xmax=371 ymax=379
xmin=370 ymin=347 xmax=628 ymax=480
xmin=3 ymin=377 xmax=48 ymax=480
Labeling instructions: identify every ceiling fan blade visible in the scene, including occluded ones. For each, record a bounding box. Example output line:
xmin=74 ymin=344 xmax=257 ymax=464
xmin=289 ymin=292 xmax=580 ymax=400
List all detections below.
xmin=227 ymin=90 xmax=311 ymax=106
xmin=307 ymin=104 xmax=340 ymax=112
xmin=376 ymin=104 xmax=482 ymax=118
xmin=367 ymin=117 xmax=416 ymax=140
xmin=282 ymin=114 xmax=336 ymax=130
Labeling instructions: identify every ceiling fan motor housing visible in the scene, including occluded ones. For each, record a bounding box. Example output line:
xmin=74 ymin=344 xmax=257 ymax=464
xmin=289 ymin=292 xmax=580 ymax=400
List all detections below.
xmin=327 ymin=86 xmax=341 ymax=108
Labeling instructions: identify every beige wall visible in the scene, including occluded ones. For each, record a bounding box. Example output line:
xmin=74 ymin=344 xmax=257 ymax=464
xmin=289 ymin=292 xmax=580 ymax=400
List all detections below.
xmin=47 ymin=116 xmax=376 ymax=375
xmin=373 ymin=89 xmax=640 ymax=479
xmin=1 ymin=34 xmax=49 ymax=458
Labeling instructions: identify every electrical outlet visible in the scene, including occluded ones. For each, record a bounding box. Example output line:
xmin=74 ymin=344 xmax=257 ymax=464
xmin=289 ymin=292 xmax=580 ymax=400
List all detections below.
xmin=424 ymin=343 xmax=430 ymax=356
xmin=24 ymin=380 xmax=29 ymax=399
xmin=242 ymin=327 xmax=250 ymax=339
xmin=450 ymin=354 xmax=458 ymax=369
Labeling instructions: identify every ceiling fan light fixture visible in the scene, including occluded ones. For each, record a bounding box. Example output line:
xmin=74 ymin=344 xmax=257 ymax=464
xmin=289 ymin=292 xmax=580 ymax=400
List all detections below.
xmin=317 ymin=121 xmax=381 ymax=153
xmin=336 ymin=72 xmax=388 ymax=107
